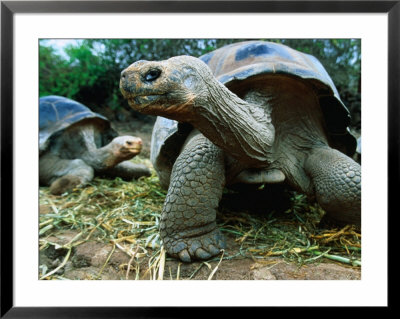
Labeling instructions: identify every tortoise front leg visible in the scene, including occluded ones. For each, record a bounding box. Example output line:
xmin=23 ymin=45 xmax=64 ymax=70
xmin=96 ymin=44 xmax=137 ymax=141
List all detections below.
xmin=160 ymin=132 xmax=226 ymax=262
xmin=305 ymin=147 xmax=361 ymax=228
xmin=100 ymin=161 xmax=151 ymax=180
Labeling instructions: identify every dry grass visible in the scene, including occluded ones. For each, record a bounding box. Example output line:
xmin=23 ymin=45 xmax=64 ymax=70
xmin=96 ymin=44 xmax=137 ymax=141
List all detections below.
xmin=39 ymin=157 xmax=361 ymax=280
xmin=218 ymin=192 xmax=361 ymax=267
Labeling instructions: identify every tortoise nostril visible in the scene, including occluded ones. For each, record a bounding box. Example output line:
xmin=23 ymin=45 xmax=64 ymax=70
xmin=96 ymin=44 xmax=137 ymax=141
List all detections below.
xmin=144 ymin=69 xmax=161 ymax=82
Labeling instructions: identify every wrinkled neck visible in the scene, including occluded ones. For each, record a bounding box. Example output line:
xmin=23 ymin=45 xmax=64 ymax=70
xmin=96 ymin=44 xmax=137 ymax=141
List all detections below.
xmin=81 ymin=143 xmax=121 ymax=171
xmin=190 ymin=80 xmax=274 ymax=166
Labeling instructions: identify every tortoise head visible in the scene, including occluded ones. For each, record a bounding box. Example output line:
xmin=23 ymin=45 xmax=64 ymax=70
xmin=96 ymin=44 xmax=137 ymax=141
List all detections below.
xmin=121 ymin=54 xmax=275 ymax=166
xmin=120 ymin=56 xmax=212 ymax=121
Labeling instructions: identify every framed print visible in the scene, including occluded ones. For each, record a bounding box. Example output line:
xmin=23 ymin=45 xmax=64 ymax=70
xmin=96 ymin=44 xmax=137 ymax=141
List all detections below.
xmin=1 ymin=0 xmax=396 ymax=316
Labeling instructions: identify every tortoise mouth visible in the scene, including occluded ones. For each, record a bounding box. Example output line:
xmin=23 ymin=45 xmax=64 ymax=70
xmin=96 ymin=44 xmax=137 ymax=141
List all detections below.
xmin=119 ymin=146 xmax=142 ymax=158
xmin=124 ymin=146 xmax=142 ymax=152
xmin=133 ymin=94 xmax=163 ymax=105
xmin=123 ymin=141 xmax=142 ymax=152
xmin=124 ymin=93 xmax=167 ymax=110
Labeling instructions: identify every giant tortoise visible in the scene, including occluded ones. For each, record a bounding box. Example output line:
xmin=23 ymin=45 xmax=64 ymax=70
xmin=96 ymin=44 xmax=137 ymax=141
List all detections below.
xmin=120 ymin=41 xmax=361 ymax=262
xmin=39 ymin=95 xmax=151 ymax=195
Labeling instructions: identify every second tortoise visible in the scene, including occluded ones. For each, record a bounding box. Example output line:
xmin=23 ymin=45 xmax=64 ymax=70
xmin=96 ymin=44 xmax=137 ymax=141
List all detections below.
xmin=39 ymin=96 xmax=151 ymax=195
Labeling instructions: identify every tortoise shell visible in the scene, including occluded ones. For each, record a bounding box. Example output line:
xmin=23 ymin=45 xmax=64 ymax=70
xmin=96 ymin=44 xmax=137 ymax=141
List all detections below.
xmin=39 ymin=95 xmax=115 ymax=154
xmin=201 ymin=41 xmax=340 ymax=97
xmin=151 ymin=41 xmax=357 ymax=182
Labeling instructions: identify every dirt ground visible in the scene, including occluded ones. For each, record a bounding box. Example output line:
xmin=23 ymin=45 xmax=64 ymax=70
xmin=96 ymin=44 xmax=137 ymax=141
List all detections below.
xmin=39 ymin=117 xmax=361 ymax=280
xmin=39 ymin=228 xmax=360 ymax=280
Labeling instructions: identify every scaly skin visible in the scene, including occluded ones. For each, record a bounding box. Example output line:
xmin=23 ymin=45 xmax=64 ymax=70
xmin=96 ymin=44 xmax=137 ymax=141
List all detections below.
xmin=160 ymin=133 xmax=226 ymax=262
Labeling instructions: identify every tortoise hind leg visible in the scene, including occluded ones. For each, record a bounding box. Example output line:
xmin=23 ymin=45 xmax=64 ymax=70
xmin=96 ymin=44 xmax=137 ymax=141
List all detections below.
xmin=304 ymin=147 xmax=361 ymax=228
xmin=160 ymin=132 xmax=226 ymax=262
xmin=39 ymin=153 xmax=94 ymax=195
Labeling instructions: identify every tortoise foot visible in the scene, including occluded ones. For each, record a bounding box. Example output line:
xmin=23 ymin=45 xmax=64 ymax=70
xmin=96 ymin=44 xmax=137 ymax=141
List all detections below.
xmin=49 ymin=175 xmax=83 ymax=195
xmin=163 ymin=228 xmax=226 ymax=263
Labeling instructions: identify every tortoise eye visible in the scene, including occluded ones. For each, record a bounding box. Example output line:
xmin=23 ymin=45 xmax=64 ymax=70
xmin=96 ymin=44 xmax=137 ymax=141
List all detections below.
xmin=144 ymin=69 xmax=162 ymax=82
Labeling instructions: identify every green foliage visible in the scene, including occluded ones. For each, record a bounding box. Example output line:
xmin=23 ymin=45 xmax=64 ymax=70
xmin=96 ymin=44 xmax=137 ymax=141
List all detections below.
xmin=39 ymin=45 xmax=70 ymax=97
xmin=39 ymin=39 xmax=361 ymax=125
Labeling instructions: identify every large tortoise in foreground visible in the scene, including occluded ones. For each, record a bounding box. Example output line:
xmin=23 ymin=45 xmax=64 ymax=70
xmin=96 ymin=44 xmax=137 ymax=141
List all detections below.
xmin=120 ymin=41 xmax=361 ymax=262
xmin=39 ymin=96 xmax=151 ymax=195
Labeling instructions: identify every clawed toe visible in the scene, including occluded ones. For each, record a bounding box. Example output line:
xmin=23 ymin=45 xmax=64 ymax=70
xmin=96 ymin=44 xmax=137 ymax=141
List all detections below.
xmin=195 ymin=248 xmax=212 ymax=260
xmin=164 ymin=230 xmax=226 ymax=262
xmin=178 ymin=250 xmax=191 ymax=263
xmin=207 ymin=244 xmax=221 ymax=255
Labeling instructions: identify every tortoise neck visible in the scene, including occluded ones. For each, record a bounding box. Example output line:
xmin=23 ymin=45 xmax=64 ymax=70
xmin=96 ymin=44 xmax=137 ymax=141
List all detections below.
xmin=82 ymin=143 xmax=121 ymax=171
xmin=190 ymin=80 xmax=274 ymax=166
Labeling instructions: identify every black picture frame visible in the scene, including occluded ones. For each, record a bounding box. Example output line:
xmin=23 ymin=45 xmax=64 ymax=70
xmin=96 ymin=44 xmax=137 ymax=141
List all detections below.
xmin=1 ymin=1 xmax=396 ymax=317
